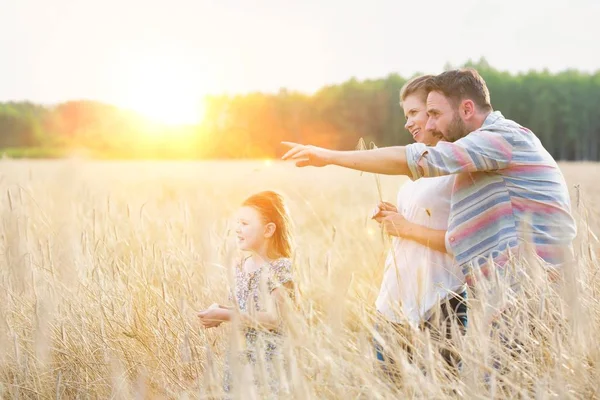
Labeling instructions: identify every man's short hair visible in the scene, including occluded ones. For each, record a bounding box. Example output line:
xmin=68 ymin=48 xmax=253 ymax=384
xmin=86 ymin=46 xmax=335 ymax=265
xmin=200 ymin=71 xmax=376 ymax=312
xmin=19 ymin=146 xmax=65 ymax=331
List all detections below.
xmin=399 ymin=74 xmax=435 ymax=104
xmin=426 ymin=68 xmax=493 ymax=112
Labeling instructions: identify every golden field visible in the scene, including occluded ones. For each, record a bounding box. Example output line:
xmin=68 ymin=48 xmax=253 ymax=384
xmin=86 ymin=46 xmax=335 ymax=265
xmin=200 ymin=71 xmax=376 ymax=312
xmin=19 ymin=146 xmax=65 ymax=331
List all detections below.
xmin=1 ymin=159 xmax=599 ymax=399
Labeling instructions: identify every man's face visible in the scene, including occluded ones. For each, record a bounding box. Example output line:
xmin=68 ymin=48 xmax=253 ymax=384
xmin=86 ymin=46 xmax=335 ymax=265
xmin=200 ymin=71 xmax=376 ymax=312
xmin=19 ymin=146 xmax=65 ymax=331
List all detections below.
xmin=425 ymin=91 xmax=470 ymax=142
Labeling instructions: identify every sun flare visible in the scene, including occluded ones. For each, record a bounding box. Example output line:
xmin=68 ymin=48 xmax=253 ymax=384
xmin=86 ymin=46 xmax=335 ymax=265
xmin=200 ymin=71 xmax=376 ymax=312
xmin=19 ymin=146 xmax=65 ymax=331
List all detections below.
xmin=129 ymin=94 xmax=205 ymax=126
xmin=119 ymin=55 xmax=207 ymax=126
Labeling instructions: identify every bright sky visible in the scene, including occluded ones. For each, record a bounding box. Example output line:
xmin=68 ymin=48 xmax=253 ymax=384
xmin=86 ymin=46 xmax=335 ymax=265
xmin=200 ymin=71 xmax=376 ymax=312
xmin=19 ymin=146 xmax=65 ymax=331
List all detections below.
xmin=2 ymin=0 xmax=599 ymax=109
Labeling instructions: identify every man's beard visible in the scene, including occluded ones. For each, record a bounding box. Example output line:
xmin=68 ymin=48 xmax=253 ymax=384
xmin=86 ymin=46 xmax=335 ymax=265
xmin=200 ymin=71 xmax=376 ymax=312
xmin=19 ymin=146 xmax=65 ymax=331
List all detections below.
xmin=444 ymin=112 xmax=470 ymax=142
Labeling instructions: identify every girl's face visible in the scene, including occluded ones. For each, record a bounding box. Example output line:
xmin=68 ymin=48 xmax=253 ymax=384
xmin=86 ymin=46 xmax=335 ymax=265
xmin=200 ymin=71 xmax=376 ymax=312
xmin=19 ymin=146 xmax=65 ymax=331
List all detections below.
xmin=235 ymin=206 xmax=272 ymax=253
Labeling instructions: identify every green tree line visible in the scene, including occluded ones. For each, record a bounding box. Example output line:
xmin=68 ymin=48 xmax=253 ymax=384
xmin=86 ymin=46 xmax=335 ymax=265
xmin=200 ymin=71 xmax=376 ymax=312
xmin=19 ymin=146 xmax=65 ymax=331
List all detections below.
xmin=1 ymin=60 xmax=599 ymax=160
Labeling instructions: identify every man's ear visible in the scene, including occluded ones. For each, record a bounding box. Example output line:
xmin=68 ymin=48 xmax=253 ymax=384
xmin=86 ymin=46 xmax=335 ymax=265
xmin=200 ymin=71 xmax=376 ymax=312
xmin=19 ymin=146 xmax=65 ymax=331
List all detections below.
xmin=461 ymin=99 xmax=476 ymax=120
xmin=264 ymin=222 xmax=276 ymax=238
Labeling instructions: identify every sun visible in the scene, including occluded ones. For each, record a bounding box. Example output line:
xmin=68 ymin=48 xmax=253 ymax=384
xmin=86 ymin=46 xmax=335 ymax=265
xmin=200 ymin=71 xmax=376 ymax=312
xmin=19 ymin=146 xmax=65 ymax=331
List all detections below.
xmin=130 ymin=93 xmax=205 ymax=126
xmin=118 ymin=55 xmax=207 ymax=126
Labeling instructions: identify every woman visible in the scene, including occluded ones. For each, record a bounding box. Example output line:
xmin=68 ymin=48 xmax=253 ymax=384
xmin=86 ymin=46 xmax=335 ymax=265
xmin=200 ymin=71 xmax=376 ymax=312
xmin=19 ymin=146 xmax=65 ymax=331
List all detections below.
xmin=372 ymin=75 xmax=467 ymax=380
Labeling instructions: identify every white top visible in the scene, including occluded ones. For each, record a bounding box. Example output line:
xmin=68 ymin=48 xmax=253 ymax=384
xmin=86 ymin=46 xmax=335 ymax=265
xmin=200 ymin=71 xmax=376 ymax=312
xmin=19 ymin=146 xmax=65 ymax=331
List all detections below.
xmin=375 ymin=175 xmax=465 ymax=327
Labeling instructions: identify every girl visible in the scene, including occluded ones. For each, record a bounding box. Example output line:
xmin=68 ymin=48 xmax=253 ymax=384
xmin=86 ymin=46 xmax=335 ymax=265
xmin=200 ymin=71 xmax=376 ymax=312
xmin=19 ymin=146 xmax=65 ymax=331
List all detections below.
xmin=198 ymin=190 xmax=295 ymax=398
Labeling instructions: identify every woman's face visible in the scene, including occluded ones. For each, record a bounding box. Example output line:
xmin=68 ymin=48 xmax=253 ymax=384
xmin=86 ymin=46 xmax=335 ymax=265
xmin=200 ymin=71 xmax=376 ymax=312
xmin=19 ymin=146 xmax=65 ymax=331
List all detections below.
xmin=403 ymin=93 xmax=441 ymax=146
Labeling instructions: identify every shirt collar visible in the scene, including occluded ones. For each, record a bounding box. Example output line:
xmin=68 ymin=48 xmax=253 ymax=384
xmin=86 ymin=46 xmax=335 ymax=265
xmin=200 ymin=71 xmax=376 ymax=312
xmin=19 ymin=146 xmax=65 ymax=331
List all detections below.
xmin=482 ymin=110 xmax=504 ymax=127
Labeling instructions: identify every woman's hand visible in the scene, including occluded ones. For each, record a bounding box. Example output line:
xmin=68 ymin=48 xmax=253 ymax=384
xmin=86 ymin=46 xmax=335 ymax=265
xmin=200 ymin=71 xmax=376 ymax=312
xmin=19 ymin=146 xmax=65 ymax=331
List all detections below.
xmin=371 ymin=202 xmax=399 ymax=223
xmin=378 ymin=211 xmax=411 ymax=237
xmin=374 ymin=209 xmax=450 ymax=253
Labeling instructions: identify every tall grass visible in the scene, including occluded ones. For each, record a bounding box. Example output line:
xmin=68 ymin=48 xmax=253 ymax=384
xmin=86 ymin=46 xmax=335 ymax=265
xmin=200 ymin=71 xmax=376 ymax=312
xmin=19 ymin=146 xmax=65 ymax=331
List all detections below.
xmin=0 ymin=159 xmax=598 ymax=399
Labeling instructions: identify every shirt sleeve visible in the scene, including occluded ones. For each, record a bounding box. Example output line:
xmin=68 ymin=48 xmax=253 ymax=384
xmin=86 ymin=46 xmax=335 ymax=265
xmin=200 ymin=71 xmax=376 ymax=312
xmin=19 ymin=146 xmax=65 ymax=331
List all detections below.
xmin=405 ymin=129 xmax=514 ymax=180
xmin=267 ymin=258 xmax=293 ymax=293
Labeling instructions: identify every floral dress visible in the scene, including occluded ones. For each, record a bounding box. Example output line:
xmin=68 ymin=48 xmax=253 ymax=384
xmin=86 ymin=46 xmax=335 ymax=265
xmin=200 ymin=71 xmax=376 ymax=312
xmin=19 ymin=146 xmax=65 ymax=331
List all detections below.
xmin=223 ymin=257 xmax=294 ymax=398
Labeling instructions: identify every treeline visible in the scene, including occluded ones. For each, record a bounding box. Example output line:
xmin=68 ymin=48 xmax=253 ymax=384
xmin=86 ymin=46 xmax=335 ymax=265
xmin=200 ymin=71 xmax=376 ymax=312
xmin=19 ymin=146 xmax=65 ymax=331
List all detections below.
xmin=2 ymin=60 xmax=599 ymax=160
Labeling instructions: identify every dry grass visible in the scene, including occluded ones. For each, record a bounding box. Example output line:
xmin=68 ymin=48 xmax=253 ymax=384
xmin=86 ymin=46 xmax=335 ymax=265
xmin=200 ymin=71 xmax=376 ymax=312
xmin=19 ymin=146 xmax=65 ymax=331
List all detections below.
xmin=0 ymin=159 xmax=599 ymax=399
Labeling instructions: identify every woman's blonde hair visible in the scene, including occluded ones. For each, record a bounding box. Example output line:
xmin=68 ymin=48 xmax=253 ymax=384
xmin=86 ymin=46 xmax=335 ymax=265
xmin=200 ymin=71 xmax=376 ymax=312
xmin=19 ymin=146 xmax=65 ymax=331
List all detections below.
xmin=399 ymin=74 xmax=435 ymax=104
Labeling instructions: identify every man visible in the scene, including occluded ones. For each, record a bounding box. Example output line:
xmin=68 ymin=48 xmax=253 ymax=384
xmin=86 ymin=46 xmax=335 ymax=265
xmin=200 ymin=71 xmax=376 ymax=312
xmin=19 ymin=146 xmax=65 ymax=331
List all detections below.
xmin=282 ymin=68 xmax=576 ymax=308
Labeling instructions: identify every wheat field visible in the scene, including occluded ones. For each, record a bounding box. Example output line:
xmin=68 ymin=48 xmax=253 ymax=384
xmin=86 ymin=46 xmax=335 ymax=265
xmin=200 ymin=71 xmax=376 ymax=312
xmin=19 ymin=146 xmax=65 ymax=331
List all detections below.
xmin=0 ymin=159 xmax=599 ymax=399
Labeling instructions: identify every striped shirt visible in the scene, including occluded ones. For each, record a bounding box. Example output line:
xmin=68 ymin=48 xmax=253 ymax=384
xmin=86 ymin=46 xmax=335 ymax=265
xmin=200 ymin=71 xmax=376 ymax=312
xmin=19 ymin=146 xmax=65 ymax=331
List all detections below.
xmin=405 ymin=111 xmax=576 ymax=284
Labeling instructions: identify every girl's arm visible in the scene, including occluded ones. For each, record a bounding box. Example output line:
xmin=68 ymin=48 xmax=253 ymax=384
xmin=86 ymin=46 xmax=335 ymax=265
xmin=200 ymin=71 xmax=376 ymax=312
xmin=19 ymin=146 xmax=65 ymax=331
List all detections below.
xmin=200 ymin=259 xmax=295 ymax=331
xmin=198 ymin=307 xmax=232 ymax=328
xmin=199 ymin=283 xmax=294 ymax=330
xmin=239 ymin=258 xmax=295 ymax=331
xmin=239 ymin=282 xmax=294 ymax=330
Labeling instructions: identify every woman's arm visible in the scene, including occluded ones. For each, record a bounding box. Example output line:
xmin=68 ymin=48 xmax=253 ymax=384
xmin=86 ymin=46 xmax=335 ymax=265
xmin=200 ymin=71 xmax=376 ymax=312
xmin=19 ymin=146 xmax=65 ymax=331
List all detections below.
xmin=379 ymin=211 xmax=449 ymax=254
xmin=401 ymin=222 xmax=448 ymax=254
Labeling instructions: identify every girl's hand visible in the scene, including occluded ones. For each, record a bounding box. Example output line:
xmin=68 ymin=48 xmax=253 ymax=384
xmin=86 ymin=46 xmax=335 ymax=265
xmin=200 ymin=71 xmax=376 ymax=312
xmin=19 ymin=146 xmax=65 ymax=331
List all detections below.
xmin=198 ymin=308 xmax=231 ymax=328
